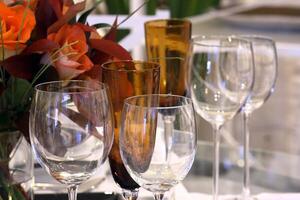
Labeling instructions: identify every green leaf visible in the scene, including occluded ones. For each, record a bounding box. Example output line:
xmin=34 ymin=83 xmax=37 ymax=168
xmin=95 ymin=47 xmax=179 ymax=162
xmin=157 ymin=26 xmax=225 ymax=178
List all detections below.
xmin=11 ymin=184 xmax=26 ymax=200
xmin=0 ymin=77 xmax=32 ymax=138
xmin=92 ymin=23 xmax=111 ymax=29
xmin=0 ymin=113 xmax=11 ymax=131
xmin=169 ymin=0 xmax=181 ymax=18
xmin=168 ymin=0 xmax=217 ymax=18
xmin=0 ymin=77 xmax=32 ymax=114
xmin=78 ymin=0 xmax=105 ymax=24
xmin=116 ymin=29 xmax=130 ymax=42
xmin=146 ymin=0 xmax=157 ymax=15
xmin=105 ymin=0 xmax=129 ymax=14
xmin=8 ymin=78 xmax=32 ymax=107
xmin=212 ymin=0 xmax=221 ymax=8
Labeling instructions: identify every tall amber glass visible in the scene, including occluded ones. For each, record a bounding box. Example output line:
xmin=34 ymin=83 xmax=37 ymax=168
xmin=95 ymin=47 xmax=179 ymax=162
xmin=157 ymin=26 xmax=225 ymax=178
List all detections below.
xmin=144 ymin=19 xmax=191 ymax=95
xmin=101 ymin=60 xmax=160 ymax=200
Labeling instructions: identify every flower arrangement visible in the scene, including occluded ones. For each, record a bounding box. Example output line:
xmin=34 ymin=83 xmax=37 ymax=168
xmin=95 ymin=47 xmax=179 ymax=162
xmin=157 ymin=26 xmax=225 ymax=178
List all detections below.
xmin=0 ymin=0 xmax=132 ymax=137
xmin=0 ymin=0 xmax=132 ymax=199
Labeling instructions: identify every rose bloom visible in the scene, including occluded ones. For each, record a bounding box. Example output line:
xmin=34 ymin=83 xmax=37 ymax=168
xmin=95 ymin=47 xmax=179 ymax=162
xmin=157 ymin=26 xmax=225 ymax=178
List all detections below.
xmin=0 ymin=2 xmax=35 ymax=50
xmin=47 ymin=24 xmax=93 ymax=80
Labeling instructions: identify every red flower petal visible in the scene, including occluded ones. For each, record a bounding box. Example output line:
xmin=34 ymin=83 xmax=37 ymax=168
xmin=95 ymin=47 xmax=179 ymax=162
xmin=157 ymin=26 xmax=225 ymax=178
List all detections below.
xmin=104 ymin=17 xmax=118 ymax=41
xmin=24 ymin=39 xmax=60 ymax=54
xmin=47 ymin=2 xmax=85 ymax=34
xmin=1 ymin=54 xmax=41 ymax=80
xmin=90 ymin=38 xmax=132 ymax=61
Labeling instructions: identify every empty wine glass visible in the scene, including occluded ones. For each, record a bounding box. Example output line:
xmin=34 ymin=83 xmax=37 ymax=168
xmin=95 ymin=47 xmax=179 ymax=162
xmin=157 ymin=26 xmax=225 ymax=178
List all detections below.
xmin=29 ymin=80 xmax=114 ymax=200
xmin=189 ymin=36 xmax=254 ymax=200
xmin=119 ymin=94 xmax=197 ymax=200
xmin=239 ymin=36 xmax=278 ymax=200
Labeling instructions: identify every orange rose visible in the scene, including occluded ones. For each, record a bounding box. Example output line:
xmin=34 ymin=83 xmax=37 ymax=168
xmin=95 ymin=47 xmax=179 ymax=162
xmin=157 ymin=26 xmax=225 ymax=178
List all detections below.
xmin=0 ymin=2 xmax=35 ymax=50
xmin=47 ymin=24 xmax=93 ymax=80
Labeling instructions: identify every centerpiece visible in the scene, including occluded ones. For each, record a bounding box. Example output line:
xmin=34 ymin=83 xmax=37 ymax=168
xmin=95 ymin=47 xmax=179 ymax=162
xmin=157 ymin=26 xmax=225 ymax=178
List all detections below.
xmin=0 ymin=0 xmax=132 ymax=199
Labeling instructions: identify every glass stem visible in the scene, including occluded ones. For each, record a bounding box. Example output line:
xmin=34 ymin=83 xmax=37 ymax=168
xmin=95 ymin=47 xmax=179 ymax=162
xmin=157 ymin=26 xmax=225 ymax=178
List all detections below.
xmin=122 ymin=189 xmax=139 ymax=200
xmin=154 ymin=192 xmax=165 ymax=200
xmin=212 ymin=124 xmax=221 ymax=200
xmin=67 ymin=185 xmax=78 ymax=200
xmin=243 ymin=111 xmax=251 ymax=199
xmin=163 ymin=115 xmax=175 ymax=162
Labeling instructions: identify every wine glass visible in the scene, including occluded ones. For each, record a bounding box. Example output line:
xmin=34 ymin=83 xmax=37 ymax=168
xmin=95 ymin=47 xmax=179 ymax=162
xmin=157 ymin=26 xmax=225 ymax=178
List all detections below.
xmin=29 ymin=80 xmax=114 ymax=200
xmin=189 ymin=36 xmax=254 ymax=200
xmin=239 ymin=36 xmax=277 ymax=200
xmin=119 ymin=94 xmax=197 ymax=200
xmin=101 ymin=60 xmax=160 ymax=200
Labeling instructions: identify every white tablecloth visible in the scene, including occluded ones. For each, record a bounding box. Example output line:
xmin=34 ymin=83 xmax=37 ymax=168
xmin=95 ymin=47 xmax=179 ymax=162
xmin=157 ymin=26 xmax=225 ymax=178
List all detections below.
xmin=175 ymin=193 xmax=300 ymax=200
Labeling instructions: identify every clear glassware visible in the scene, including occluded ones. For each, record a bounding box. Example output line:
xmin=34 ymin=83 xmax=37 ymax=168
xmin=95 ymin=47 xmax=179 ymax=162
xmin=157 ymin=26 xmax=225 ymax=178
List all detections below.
xmin=101 ymin=60 xmax=160 ymax=200
xmin=29 ymin=80 xmax=114 ymax=200
xmin=119 ymin=94 xmax=197 ymax=200
xmin=240 ymin=36 xmax=278 ymax=200
xmin=0 ymin=131 xmax=34 ymax=200
xmin=189 ymin=36 xmax=254 ymax=200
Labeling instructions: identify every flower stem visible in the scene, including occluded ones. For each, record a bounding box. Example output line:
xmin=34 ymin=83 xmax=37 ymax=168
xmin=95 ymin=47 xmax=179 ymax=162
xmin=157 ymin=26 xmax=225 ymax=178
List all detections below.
xmin=20 ymin=41 xmax=79 ymax=104
xmin=0 ymin=18 xmax=5 ymax=87
xmin=15 ymin=0 xmax=31 ymax=54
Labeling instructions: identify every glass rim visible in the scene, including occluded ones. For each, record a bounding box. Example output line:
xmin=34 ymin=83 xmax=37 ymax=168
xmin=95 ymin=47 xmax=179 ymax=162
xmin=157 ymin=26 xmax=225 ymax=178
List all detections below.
xmin=34 ymin=80 xmax=109 ymax=94
xmin=236 ymin=34 xmax=276 ymax=47
xmin=144 ymin=18 xmax=191 ymax=28
xmin=124 ymin=94 xmax=193 ymax=109
xmin=101 ymin=60 xmax=160 ymax=72
xmin=192 ymin=35 xmax=252 ymax=48
xmin=236 ymin=34 xmax=276 ymax=45
xmin=148 ymin=56 xmax=186 ymax=62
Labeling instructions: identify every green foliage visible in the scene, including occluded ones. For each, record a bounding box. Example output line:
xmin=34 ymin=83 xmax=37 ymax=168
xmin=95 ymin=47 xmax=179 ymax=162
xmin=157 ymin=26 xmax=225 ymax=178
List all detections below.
xmin=105 ymin=0 xmax=129 ymax=14
xmin=0 ymin=174 xmax=26 ymax=200
xmin=117 ymin=29 xmax=130 ymax=42
xmin=169 ymin=0 xmax=220 ymax=18
xmin=92 ymin=23 xmax=111 ymax=29
xmin=146 ymin=0 xmax=157 ymax=15
xmin=0 ymin=78 xmax=32 ymax=132
xmin=102 ymin=0 xmax=220 ymax=17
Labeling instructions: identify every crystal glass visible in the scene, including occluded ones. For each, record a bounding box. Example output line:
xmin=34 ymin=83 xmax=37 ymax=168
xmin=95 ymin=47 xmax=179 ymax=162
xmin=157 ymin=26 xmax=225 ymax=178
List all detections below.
xmin=119 ymin=94 xmax=197 ymax=200
xmin=240 ymin=36 xmax=278 ymax=200
xmin=0 ymin=131 xmax=34 ymax=200
xmin=144 ymin=19 xmax=191 ymax=95
xmin=101 ymin=60 xmax=160 ymax=200
xmin=189 ymin=36 xmax=254 ymax=200
xmin=29 ymin=80 xmax=114 ymax=200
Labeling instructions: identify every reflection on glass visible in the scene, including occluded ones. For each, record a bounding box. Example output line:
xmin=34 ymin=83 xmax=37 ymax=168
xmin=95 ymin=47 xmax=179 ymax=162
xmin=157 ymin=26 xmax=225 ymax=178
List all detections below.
xmin=189 ymin=36 xmax=254 ymax=200
xmin=120 ymin=94 xmax=197 ymax=200
xmin=30 ymin=80 xmax=114 ymax=200
xmin=240 ymin=36 xmax=278 ymax=200
xmin=101 ymin=60 xmax=160 ymax=200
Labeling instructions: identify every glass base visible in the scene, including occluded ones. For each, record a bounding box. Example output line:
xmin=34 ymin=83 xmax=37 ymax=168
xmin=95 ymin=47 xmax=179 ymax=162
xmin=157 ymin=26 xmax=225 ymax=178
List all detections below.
xmin=122 ymin=189 xmax=139 ymax=200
